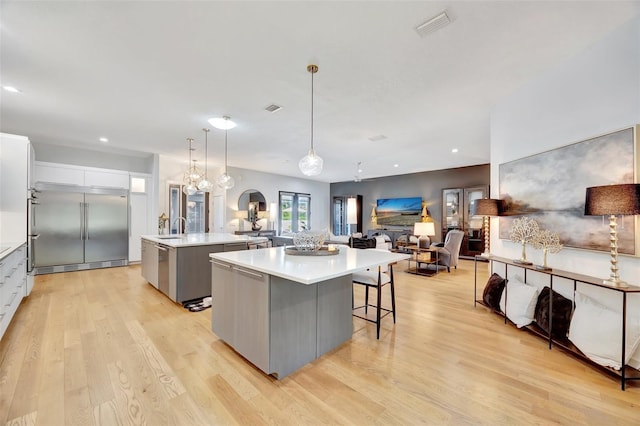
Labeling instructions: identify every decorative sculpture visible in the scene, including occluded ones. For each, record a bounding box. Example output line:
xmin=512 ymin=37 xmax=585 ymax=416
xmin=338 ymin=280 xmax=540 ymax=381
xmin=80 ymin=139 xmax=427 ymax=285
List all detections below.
xmin=532 ymin=229 xmax=563 ymax=270
xmin=509 ymin=216 xmax=539 ymax=265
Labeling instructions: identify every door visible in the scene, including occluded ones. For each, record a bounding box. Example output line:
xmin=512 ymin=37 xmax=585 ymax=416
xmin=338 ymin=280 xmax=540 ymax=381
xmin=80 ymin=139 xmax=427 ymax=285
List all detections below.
xmin=33 ymin=191 xmax=84 ymax=266
xmin=84 ymin=192 xmax=128 ymax=263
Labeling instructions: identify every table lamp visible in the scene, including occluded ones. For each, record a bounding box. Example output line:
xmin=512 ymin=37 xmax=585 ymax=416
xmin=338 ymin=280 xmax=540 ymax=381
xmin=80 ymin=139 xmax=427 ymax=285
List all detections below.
xmin=476 ymin=198 xmax=501 ymax=258
xmin=414 ymin=222 xmax=435 ymax=249
xmin=584 ymin=184 xmax=640 ymax=287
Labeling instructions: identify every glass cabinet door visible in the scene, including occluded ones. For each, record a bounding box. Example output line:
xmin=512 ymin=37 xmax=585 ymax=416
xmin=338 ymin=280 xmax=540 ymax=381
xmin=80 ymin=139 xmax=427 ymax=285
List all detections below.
xmin=464 ymin=185 xmax=488 ymax=237
xmin=442 ymin=188 xmax=462 ymax=233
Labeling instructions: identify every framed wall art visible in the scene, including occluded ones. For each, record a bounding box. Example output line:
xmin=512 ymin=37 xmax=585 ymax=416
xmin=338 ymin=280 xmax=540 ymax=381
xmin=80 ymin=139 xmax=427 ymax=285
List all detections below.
xmin=499 ymin=126 xmax=638 ymax=255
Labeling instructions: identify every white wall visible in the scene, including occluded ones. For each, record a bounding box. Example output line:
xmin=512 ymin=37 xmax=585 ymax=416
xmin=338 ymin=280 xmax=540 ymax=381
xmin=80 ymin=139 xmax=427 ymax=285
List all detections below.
xmin=223 ymin=166 xmax=330 ymax=233
xmin=490 ymin=17 xmax=640 ymax=283
xmin=156 ymin=159 xmax=330 ymax=234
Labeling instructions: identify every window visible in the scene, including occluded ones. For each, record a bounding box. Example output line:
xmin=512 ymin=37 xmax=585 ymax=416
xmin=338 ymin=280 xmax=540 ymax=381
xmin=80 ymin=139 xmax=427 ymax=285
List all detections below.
xmin=130 ymin=177 xmax=146 ymax=193
xmin=279 ymin=191 xmax=310 ymax=233
xmin=169 ymin=184 xmax=209 ymax=234
xmin=333 ymin=197 xmax=346 ymax=235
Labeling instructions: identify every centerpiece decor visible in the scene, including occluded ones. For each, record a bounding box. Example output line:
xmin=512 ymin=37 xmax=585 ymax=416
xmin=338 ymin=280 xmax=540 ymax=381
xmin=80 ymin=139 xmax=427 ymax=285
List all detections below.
xmin=532 ymin=229 xmax=563 ymax=270
xmin=292 ymin=230 xmax=326 ymax=252
xmin=509 ymin=216 xmax=539 ymax=265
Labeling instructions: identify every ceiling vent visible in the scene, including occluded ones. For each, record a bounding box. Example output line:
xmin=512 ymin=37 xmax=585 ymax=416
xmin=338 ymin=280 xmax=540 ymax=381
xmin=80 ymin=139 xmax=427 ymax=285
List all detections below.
xmin=368 ymin=134 xmax=387 ymax=142
xmin=265 ymin=104 xmax=282 ymax=113
xmin=415 ymin=11 xmax=451 ymax=38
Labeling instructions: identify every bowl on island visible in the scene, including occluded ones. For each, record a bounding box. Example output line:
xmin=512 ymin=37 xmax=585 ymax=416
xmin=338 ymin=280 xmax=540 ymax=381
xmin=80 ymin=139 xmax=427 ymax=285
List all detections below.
xmin=293 ymin=230 xmax=326 ymax=252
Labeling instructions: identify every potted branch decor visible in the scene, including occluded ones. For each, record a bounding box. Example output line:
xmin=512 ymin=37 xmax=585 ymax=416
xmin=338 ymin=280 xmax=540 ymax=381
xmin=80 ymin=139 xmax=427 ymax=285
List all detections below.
xmin=509 ymin=216 xmax=539 ymax=265
xmin=532 ymin=229 xmax=563 ymax=271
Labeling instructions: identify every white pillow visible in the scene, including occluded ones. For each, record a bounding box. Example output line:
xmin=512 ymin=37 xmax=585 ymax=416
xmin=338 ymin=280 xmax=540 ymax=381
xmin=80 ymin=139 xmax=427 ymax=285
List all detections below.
xmin=409 ymin=235 xmax=419 ymax=244
xmin=569 ymin=292 xmax=640 ymax=371
xmin=381 ymin=233 xmax=391 ymax=242
xmin=374 ymin=235 xmax=389 ymax=250
xmin=499 ymin=278 xmax=539 ymax=328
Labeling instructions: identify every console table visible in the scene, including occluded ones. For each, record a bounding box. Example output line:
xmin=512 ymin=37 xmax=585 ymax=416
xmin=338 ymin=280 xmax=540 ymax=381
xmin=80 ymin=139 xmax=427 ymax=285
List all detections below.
xmin=474 ymin=255 xmax=640 ymax=390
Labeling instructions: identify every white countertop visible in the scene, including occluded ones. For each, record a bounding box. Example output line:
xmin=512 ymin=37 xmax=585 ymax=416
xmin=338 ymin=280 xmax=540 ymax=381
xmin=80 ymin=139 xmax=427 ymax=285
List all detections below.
xmin=0 ymin=241 xmax=25 ymax=261
xmin=210 ymin=246 xmax=410 ymax=285
xmin=141 ymin=233 xmax=267 ymax=248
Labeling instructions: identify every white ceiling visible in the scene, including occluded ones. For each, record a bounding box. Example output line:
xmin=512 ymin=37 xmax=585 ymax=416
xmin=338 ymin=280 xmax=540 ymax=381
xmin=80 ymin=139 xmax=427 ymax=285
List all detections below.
xmin=2 ymin=1 xmax=639 ymax=183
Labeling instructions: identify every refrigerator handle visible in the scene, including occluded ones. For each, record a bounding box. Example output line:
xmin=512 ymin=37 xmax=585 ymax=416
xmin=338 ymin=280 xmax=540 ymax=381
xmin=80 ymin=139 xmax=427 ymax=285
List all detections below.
xmin=80 ymin=203 xmax=84 ymax=240
xmin=85 ymin=203 xmax=89 ymax=240
xmin=129 ymin=204 xmax=132 ymax=236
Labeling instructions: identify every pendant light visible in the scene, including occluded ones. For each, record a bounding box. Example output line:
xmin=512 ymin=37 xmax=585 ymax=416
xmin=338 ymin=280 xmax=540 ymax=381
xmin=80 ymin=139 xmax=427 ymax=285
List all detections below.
xmin=214 ymin=116 xmax=235 ymax=190
xmin=299 ymin=64 xmax=323 ymax=176
xmin=182 ymin=138 xmax=200 ymax=195
xmin=197 ymin=128 xmax=214 ymax=192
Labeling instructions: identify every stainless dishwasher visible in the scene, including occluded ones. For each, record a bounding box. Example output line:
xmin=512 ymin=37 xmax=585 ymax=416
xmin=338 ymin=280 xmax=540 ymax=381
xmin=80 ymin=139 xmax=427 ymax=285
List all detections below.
xmin=156 ymin=243 xmax=170 ymax=296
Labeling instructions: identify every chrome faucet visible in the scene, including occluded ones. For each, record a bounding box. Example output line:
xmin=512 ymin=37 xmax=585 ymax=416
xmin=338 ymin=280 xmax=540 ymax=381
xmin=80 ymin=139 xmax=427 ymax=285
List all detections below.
xmin=173 ymin=217 xmax=187 ymax=234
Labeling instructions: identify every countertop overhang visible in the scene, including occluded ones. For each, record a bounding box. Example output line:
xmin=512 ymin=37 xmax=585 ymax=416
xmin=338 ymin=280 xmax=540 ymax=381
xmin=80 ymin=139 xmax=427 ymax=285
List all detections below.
xmin=0 ymin=241 xmax=25 ymax=261
xmin=210 ymin=246 xmax=410 ymax=285
xmin=141 ymin=233 xmax=267 ymax=248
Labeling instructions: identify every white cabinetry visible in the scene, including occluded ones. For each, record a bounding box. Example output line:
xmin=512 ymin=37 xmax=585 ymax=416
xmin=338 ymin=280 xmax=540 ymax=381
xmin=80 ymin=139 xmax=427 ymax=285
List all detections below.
xmin=85 ymin=170 xmax=130 ymax=189
xmin=129 ymin=174 xmax=151 ymax=263
xmin=35 ymin=163 xmax=84 ymax=186
xmin=34 ymin=161 xmax=130 ymax=189
xmin=0 ymin=245 xmax=27 ymax=340
xmin=0 ymin=133 xmax=29 ymax=243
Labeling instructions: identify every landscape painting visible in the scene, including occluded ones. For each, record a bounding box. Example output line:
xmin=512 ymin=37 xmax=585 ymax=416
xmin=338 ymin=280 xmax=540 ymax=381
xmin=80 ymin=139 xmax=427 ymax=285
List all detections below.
xmin=499 ymin=127 xmax=636 ymax=255
xmin=376 ymin=197 xmax=422 ymax=226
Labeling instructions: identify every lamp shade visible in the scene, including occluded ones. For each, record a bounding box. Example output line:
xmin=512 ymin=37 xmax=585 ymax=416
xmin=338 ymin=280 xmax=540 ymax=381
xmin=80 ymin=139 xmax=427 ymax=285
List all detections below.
xmin=585 ymin=184 xmax=640 ymax=216
xmin=476 ymin=198 xmax=501 ymax=216
xmin=414 ymin=222 xmax=435 ymax=237
xmin=347 ymin=197 xmax=358 ymax=224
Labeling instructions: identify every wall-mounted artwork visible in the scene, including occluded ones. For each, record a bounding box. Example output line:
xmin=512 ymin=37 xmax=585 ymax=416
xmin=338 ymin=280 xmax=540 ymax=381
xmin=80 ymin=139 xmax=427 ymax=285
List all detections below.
xmin=376 ymin=197 xmax=422 ymax=226
xmin=499 ymin=127 xmax=637 ymax=255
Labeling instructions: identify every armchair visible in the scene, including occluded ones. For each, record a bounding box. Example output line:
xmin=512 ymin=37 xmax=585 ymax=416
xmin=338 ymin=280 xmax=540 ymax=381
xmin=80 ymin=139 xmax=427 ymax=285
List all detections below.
xmin=430 ymin=229 xmax=464 ymax=272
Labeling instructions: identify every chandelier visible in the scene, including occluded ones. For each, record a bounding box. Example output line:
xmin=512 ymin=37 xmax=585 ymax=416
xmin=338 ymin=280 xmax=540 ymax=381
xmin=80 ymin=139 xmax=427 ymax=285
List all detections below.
xmin=209 ymin=115 xmax=236 ymax=190
xmin=299 ymin=64 xmax=323 ymax=176
xmin=182 ymin=138 xmax=202 ymax=195
xmin=197 ymin=128 xmax=214 ymax=192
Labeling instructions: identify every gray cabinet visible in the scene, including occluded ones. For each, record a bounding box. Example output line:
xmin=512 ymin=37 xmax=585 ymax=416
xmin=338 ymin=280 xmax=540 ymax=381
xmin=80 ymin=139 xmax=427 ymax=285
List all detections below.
xmin=233 ymin=266 xmax=270 ymax=372
xmin=140 ymin=239 xmax=158 ymax=288
xmin=211 ymin=260 xmax=234 ymax=344
xmin=211 ymin=261 xmax=269 ymax=372
xmin=141 ymin=238 xmax=249 ymax=303
xmin=210 ymin=261 xmax=352 ymax=379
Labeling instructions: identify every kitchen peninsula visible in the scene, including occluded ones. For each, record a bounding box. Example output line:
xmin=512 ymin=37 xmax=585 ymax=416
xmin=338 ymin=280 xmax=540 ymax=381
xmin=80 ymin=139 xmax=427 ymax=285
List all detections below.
xmin=210 ymin=246 xmax=409 ymax=378
xmin=141 ymin=233 xmax=267 ymax=303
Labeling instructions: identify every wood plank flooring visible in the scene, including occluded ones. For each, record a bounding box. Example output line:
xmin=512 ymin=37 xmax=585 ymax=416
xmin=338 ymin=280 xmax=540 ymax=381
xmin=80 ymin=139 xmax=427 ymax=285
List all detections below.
xmin=1 ymin=259 xmax=638 ymax=425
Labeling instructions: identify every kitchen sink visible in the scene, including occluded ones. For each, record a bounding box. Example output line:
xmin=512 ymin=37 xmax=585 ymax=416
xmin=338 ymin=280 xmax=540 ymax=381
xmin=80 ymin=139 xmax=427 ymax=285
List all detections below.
xmin=156 ymin=235 xmax=185 ymax=239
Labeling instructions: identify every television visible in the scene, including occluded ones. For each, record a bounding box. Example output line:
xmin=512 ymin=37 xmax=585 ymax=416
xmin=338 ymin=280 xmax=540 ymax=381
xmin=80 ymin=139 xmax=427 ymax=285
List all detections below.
xmin=376 ymin=197 xmax=422 ymax=226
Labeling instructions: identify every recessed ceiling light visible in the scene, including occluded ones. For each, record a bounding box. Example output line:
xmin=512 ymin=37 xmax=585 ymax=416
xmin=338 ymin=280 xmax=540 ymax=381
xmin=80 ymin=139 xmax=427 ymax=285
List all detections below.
xmin=3 ymin=86 xmax=21 ymax=93
xmin=208 ymin=116 xmax=237 ymax=130
xmin=99 ymin=137 xmax=109 ymax=143
xmin=393 ymin=164 xmax=399 ymax=168
xmin=451 ymin=148 xmax=459 ymax=153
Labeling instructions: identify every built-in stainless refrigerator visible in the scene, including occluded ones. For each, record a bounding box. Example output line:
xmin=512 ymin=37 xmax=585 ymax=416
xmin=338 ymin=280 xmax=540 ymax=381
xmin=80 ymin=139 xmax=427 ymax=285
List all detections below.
xmin=32 ymin=183 xmax=129 ymax=274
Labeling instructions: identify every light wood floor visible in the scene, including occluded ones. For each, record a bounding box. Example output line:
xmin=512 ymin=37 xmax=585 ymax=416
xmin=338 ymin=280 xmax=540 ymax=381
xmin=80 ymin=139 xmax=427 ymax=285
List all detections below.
xmin=1 ymin=259 xmax=639 ymax=425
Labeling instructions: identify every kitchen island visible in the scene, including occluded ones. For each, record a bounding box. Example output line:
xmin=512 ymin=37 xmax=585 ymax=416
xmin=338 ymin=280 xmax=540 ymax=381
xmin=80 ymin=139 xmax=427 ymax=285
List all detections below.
xmin=141 ymin=233 xmax=268 ymax=303
xmin=210 ymin=246 xmax=409 ymax=378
